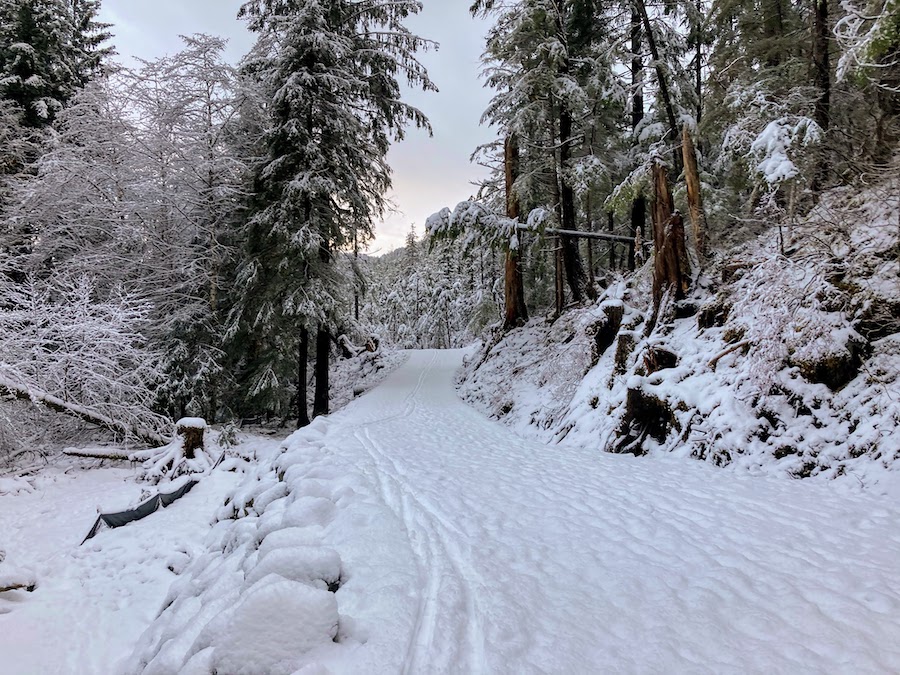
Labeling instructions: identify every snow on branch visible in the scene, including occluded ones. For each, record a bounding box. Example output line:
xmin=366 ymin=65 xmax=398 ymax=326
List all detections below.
xmin=426 ymin=200 xmax=547 ymax=253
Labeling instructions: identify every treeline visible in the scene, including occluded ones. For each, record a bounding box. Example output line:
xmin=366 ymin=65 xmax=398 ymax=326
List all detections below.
xmin=429 ymin=0 xmax=899 ymax=329
xmin=0 ymin=0 xmax=435 ymax=450
xmin=1 ymin=0 xmax=898 ymax=451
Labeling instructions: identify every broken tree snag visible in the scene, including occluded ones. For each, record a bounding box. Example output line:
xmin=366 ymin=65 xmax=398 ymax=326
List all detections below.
xmin=176 ymin=418 xmax=206 ymax=460
xmin=651 ymin=163 xmax=690 ymax=307
xmin=587 ymin=302 xmax=625 ymax=365
xmin=681 ymin=126 xmax=707 ymax=258
xmin=644 ymin=345 xmax=679 ymax=374
xmin=613 ymin=383 xmax=681 ymax=456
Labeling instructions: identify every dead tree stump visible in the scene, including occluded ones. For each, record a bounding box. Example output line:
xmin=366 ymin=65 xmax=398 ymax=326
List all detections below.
xmin=175 ymin=418 xmax=207 ymax=460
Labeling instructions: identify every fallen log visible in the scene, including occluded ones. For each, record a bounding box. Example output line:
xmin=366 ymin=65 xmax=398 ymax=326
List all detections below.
xmin=62 ymin=448 xmax=134 ymax=461
xmin=0 ymin=379 xmax=166 ymax=447
xmin=0 ymin=566 xmax=37 ymax=593
xmin=0 ymin=581 xmax=36 ymax=593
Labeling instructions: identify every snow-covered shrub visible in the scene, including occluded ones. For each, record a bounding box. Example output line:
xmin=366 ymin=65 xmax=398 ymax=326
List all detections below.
xmin=0 ymin=274 xmax=168 ymax=446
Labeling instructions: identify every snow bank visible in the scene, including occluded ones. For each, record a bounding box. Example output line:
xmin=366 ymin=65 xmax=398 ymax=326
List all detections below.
xmin=0 ymin=476 xmax=34 ymax=495
xmin=128 ymin=412 xmax=415 ymax=674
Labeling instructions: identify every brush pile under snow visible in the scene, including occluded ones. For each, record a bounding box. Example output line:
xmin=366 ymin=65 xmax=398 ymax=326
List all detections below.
xmin=460 ymin=180 xmax=900 ymax=490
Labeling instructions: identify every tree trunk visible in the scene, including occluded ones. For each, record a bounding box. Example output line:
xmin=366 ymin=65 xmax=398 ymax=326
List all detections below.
xmin=630 ymin=8 xmax=646 ymax=271
xmin=681 ymin=126 xmax=707 ymax=258
xmin=313 ymin=326 xmax=329 ymax=418
xmin=297 ymin=326 xmax=310 ymax=428
xmin=586 ymin=193 xmax=596 ymax=284
xmin=634 ymin=0 xmax=683 ymax=174
xmin=555 ymin=240 xmax=565 ymax=317
xmin=503 ymin=134 xmax=528 ymax=330
xmin=812 ymin=0 xmax=831 ymax=190
xmin=558 ymin=104 xmax=593 ymax=302
xmin=608 ymin=211 xmax=616 ymax=269
xmin=651 ymin=163 xmax=690 ymax=307
xmin=176 ymin=419 xmax=205 ymax=460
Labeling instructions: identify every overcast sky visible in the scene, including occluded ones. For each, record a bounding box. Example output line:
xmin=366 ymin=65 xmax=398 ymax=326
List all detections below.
xmin=98 ymin=0 xmax=496 ymax=254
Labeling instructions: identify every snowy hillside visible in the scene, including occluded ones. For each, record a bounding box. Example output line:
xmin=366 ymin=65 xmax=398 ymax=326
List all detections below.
xmin=460 ymin=180 xmax=900 ymax=490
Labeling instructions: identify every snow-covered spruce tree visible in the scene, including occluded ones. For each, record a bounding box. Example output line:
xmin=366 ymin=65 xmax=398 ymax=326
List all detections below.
xmin=0 ymin=0 xmax=109 ymax=128
xmin=228 ymin=0 xmax=433 ymax=424
xmin=360 ymin=226 xmax=502 ymax=349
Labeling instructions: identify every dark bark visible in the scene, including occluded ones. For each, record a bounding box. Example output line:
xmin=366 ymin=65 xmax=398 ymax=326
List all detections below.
xmin=681 ymin=126 xmax=707 ymax=258
xmin=630 ymin=8 xmax=646 ymax=272
xmin=176 ymin=421 xmax=204 ymax=460
xmin=651 ymin=164 xmax=690 ymax=307
xmin=812 ymin=0 xmax=831 ymax=189
xmin=585 ymin=193 xmax=595 ymax=284
xmin=313 ymin=326 xmax=330 ymax=418
xmin=555 ymin=241 xmax=565 ymax=317
xmin=503 ymin=135 xmax=528 ymax=330
xmin=297 ymin=326 xmax=310 ymax=428
xmin=559 ymin=105 xmax=594 ymax=303
xmin=608 ymin=211 xmax=616 ymax=269
xmin=633 ymin=0 xmax=683 ymax=174
xmin=314 ymin=213 xmax=331 ymax=418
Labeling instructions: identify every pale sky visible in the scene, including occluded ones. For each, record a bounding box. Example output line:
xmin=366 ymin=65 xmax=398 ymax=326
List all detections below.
xmin=98 ymin=0 xmax=496 ymax=254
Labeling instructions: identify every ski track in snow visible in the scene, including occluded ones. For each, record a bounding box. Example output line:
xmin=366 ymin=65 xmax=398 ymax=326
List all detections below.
xmin=318 ymin=349 xmax=900 ymax=674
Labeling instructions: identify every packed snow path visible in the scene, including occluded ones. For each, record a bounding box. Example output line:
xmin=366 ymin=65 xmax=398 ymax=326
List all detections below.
xmin=321 ymin=349 xmax=900 ymax=673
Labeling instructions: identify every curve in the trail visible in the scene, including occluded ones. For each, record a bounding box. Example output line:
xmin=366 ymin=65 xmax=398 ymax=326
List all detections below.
xmin=319 ymin=348 xmax=900 ymax=675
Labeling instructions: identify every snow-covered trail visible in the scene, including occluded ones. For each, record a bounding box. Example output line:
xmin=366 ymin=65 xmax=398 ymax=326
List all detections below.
xmin=323 ymin=349 xmax=900 ymax=673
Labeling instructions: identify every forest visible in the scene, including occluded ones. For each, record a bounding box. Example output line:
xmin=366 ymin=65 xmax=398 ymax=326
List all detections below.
xmin=0 ymin=0 xmax=898 ymax=474
xmin=2 ymin=1 xmax=900 ymax=672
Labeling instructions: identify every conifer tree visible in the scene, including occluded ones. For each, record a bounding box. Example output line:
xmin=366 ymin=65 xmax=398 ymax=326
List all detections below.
xmin=0 ymin=0 xmax=109 ymax=127
xmin=230 ymin=0 xmax=434 ymax=422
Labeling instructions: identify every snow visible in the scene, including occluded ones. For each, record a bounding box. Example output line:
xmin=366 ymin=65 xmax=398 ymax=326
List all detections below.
xmin=0 ymin=438 xmax=282 ymax=673
xmin=132 ymin=350 xmax=900 ymax=673
xmin=176 ymin=417 xmax=208 ymax=429
xmin=0 ymin=476 xmax=34 ymax=495
xmin=750 ymin=117 xmax=822 ymax=184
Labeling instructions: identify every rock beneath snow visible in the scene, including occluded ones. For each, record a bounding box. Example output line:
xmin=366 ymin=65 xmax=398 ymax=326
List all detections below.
xmin=208 ymin=577 xmax=339 ymax=675
xmin=790 ymin=334 xmax=868 ymax=391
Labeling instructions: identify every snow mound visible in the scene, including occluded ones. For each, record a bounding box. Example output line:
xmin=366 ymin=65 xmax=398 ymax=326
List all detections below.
xmin=200 ymin=576 xmax=338 ymax=675
xmin=0 ymin=477 xmax=33 ymax=495
xmin=0 ymin=565 xmax=36 ymax=592
xmin=128 ymin=412 xmax=411 ymax=674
